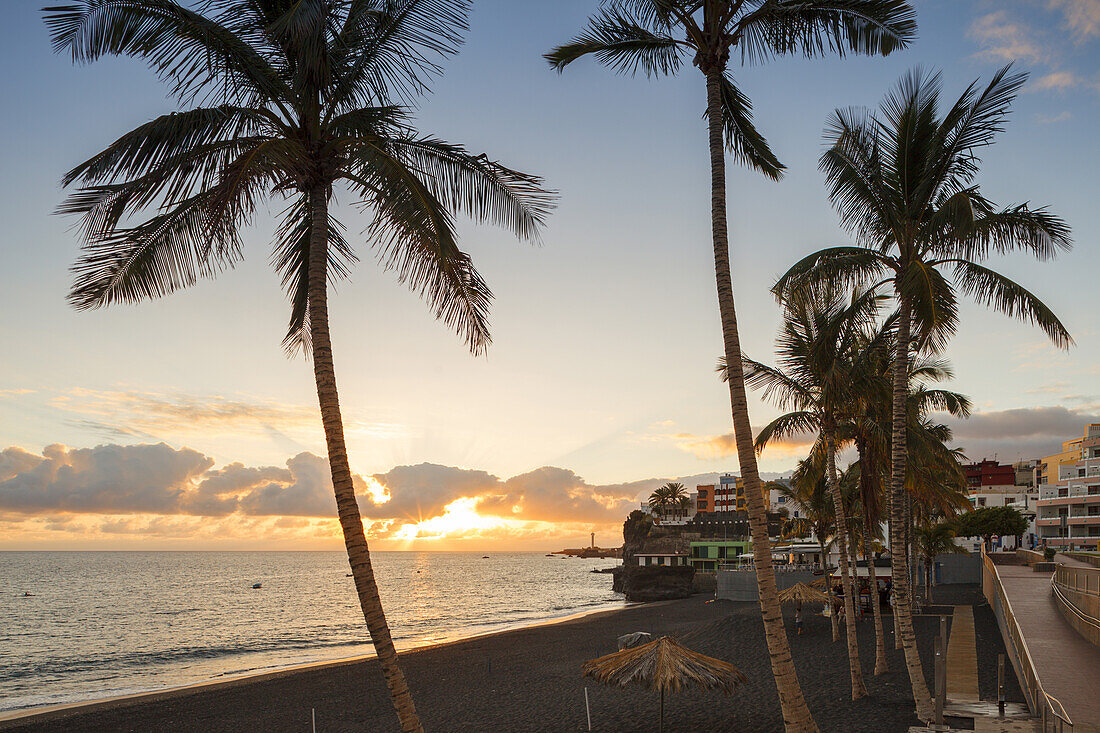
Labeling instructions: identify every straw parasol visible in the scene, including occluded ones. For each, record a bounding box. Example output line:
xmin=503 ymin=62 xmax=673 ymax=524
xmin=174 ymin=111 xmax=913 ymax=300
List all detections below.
xmin=582 ymin=635 xmax=745 ymax=732
xmin=777 ymin=581 xmax=830 ymax=609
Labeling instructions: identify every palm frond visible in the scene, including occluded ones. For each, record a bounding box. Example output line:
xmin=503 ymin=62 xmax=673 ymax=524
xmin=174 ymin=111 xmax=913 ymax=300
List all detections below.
xmin=545 ymin=6 xmax=683 ymax=77
xmin=712 ymin=71 xmax=784 ymax=180
xmin=950 ymin=260 xmax=1073 ymax=348
xmin=43 ymin=0 xmax=291 ymax=105
xmin=735 ymin=0 xmax=916 ymax=65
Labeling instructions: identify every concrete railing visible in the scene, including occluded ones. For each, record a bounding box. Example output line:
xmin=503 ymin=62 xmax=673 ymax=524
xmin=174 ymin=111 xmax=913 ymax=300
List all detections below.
xmin=1063 ymin=552 xmax=1100 ymax=569
xmin=982 ymin=546 xmax=1074 ymax=731
xmin=1017 ymin=548 xmax=1046 ymax=565
xmin=1051 ymin=564 xmax=1100 ymax=648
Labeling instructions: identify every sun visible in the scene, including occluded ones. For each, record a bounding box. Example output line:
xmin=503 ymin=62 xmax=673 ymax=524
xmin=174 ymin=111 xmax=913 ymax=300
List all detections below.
xmin=392 ymin=497 xmax=506 ymax=541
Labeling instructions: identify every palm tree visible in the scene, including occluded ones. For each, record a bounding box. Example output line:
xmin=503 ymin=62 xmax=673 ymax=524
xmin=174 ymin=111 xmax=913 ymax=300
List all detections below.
xmin=915 ymin=520 xmax=966 ymax=603
xmin=45 ymin=3 xmax=553 ymax=730
xmin=778 ymin=464 xmax=838 ymax=641
xmin=663 ymin=481 xmax=690 ymax=518
xmin=744 ymin=289 xmax=885 ymax=699
xmin=546 ymin=5 xmax=915 ymax=729
xmin=774 ymin=66 xmax=1072 ymax=721
xmin=648 ymin=485 xmax=669 ymax=516
xmin=845 ymin=328 xmax=970 ymax=669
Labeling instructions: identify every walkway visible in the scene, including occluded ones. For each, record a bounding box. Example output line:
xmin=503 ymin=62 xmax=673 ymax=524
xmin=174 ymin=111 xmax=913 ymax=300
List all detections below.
xmin=945 ymin=605 xmax=979 ymax=703
xmin=996 ymin=556 xmax=1100 ymax=728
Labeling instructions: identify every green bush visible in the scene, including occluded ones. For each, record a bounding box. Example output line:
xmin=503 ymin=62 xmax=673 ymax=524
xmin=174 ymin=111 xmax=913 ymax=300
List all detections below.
xmin=1043 ymin=547 xmax=1057 ymax=562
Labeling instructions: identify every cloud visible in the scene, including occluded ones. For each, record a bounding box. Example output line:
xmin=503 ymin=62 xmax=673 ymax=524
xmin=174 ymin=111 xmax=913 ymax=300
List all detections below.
xmin=0 ymin=443 xmax=799 ymax=547
xmin=969 ymin=11 xmax=1048 ymax=64
xmin=478 ymin=466 xmax=640 ymax=523
xmin=1050 ymin=0 xmax=1100 ymax=41
xmin=943 ymin=406 xmax=1100 ymax=461
xmin=1035 ymin=110 xmax=1073 ymax=123
xmin=0 ymin=443 xmax=213 ymax=514
xmin=53 ymin=388 xmax=319 ymax=434
xmin=1030 ymin=71 xmax=1081 ymax=91
xmin=368 ymin=463 xmax=498 ymax=520
xmin=636 ymin=426 xmax=815 ymax=461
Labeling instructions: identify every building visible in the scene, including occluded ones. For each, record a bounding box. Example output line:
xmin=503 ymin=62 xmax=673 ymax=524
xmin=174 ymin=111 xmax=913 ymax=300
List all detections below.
xmin=965 ymin=459 xmax=1017 ymax=493
xmin=1036 ymin=424 xmax=1100 ymax=550
xmin=635 ymin=552 xmax=690 ymax=567
xmin=956 ymin=458 xmax=1041 ymax=550
xmin=695 ymin=483 xmax=715 ymax=513
xmin=716 ymin=473 xmax=742 ymax=512
xmin=689 ymin=540 xmax=751 ymax=572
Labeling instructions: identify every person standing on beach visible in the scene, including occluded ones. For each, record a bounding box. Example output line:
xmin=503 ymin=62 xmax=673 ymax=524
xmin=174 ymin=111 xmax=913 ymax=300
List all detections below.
xmin=795 ymin=609 xmax=803 ymax=636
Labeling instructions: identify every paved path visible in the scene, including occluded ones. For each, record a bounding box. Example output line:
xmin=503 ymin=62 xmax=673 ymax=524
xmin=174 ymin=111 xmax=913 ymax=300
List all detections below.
xmin=996 ymin=561 xmax=1100 ymax=727
xmin=945 ymin=605 xmax=980 ymax=703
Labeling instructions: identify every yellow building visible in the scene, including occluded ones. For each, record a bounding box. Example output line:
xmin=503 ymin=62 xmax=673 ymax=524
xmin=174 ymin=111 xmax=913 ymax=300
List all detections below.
xmin=1036 ymin=424 xmax=1100 ymax=550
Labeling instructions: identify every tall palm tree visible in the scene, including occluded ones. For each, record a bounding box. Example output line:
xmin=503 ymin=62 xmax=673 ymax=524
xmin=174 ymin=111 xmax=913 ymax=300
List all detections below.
xmin=744 ymin=288 xmax=885 ymax=699
xmin=45 ymin=2 xmax=553 ymax=730
xmin=845 ymin=327 xmax=970 ymax=669
xmin=546 ymin=5 xmax=915 ymax=729
xmin=774 ymin=66 xmax=1071 ymax=720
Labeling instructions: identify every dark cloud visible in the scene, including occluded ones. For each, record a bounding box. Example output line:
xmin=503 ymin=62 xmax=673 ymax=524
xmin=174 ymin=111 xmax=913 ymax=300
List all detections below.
xmin=236 ymin=453 xmax=336 ymax=517
xmin=0 ymin=443 xmax=213 ymax=514
xmin=944 ymin=406 xmax=1100 ymax=461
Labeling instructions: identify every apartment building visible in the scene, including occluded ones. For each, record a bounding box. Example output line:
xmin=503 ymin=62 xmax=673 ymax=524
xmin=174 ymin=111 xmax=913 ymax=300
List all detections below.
xmin=1036 ymin=424 xmax=1100 ymax=550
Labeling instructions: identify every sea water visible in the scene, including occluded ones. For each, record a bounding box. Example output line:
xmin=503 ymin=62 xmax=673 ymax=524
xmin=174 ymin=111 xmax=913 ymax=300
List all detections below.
xmin=0 ymin=551 xmax=623 ymax=713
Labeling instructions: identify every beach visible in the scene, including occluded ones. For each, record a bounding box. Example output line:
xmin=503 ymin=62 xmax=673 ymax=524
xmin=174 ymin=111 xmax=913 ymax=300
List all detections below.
xmin=1 ymin=584 xmax=1020 ymax=732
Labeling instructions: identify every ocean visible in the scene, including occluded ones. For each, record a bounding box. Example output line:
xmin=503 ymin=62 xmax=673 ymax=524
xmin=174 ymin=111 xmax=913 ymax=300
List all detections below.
xmin=0 ymin=551 xmax=623 ymax=713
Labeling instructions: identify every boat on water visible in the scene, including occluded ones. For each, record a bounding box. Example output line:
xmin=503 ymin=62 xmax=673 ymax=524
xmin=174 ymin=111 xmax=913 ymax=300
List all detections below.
xmin=251 ymin=583 xmax=262 ymax=589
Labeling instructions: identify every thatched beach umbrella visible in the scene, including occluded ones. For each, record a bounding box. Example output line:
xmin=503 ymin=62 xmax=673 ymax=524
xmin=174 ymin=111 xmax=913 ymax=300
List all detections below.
xmin=778 ymin=582 xmax=830 ymax=611
xmin=582 ymin=635 xmax=745 ymax=732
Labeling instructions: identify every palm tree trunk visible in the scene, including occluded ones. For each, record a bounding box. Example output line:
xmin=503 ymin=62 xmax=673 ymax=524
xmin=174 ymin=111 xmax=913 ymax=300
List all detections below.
xmin=857 ymin=439 xmax=888 ymax=673
xmin=307 ymin=184 xmax=423 ymax=733
xmin=820 ymin=534 xmax=838 ymax=642
xmin=824 ymin=427 xmax=868 ymax=699
xmin=889 ymin=293 xmax=933 ymax=721
xmin=888 ymin=486 xmax=901 ymax=649
xmin=926 ymin=558 xmax=933 ymax=604
xmin=907 ymin=492 xmax=917 ymax=609
xmin=862 ymin=514 xmax=888 ymax=675
xmin=704 ymin=67 xmax=818 ymax=733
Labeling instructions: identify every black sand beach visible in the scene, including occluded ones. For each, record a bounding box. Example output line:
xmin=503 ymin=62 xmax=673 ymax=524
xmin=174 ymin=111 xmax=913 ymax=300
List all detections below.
xmin=2 ymin=584 xmax=1018 ymax=732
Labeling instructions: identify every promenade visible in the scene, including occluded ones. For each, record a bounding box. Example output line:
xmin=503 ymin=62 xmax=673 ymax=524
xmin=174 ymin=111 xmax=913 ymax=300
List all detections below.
xmin=995 ymin=553 xmax=1100 ymax=729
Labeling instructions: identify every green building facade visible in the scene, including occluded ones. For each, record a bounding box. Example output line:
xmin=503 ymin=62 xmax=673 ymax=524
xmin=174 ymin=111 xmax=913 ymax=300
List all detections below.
xmin=689 ymin=540 xmax=751 ymax=572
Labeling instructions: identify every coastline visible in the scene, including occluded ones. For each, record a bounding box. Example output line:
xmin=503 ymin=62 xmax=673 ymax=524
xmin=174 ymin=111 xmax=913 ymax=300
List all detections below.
xmin=0 ymin=598 xmax=636 ymax=725
xmin=0 ymin=586 xmax=1017 ymax=733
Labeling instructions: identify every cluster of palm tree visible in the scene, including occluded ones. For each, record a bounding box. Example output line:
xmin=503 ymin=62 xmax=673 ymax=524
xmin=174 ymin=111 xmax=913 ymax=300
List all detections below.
xmin=46 ymin=1 xmax=1072 ymax=731
xmin=648 ymin=481 xmax=692 ymax=519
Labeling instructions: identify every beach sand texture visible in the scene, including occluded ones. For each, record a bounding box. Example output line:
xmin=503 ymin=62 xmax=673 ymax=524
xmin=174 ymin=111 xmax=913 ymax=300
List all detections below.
xmin=2 ymin=586 xmax=1019 ymax=732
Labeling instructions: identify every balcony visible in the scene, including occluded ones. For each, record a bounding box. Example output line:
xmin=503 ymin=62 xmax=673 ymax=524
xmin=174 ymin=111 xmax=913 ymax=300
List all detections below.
xmin=1068 ymin=516 xmax=1100 ymax=525
xmin=1036 ymin=494 xmax=1100 ymax=506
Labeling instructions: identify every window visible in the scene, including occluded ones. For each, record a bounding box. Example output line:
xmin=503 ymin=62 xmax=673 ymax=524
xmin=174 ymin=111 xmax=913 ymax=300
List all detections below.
xmin=1005 ymin=497 xmax=1015 ymax=504
xmin=1059 ymin=488 xmax=1069 ymax=497
xmin=698 ymin=490 xmax=707 ymax=498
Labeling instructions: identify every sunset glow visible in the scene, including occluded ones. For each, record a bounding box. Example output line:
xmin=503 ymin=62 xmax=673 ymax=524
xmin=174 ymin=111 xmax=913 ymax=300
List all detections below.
xmin=392 ymin=497 xmax=510 ymax=541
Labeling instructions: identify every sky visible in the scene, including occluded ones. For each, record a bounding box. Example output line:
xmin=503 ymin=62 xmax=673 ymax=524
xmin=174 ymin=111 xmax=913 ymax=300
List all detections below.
xmin=1 ymin=0 xmax=1099 ymax=551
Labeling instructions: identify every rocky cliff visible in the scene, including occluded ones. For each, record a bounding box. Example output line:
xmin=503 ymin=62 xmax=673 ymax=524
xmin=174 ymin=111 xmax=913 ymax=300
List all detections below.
xmin=612 ymin=510 xmax=695 ymax=601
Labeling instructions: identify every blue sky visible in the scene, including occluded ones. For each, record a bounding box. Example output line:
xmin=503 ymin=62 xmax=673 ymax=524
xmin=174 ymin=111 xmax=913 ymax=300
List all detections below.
xmin=1 ymin=1 xmax=1098 ymax=548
